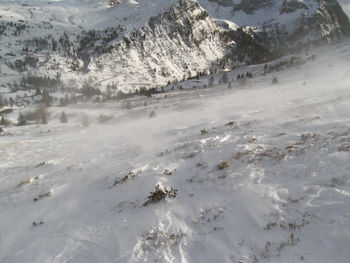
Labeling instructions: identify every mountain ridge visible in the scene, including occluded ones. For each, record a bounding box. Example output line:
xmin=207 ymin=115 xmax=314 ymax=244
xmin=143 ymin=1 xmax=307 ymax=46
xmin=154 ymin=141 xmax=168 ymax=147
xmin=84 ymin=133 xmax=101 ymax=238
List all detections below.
xmin=0 ymin=0 xmax=349 ymax=94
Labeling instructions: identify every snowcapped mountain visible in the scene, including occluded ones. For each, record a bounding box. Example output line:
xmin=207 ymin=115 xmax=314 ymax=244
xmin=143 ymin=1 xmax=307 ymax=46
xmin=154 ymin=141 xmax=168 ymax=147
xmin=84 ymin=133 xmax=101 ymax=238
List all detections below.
xmin=85 ymin=0 xmax=232 ymax=87
xmin=201 ymin=0 xmax=350 ymax=50
xmin=0 ymin=0 xmax=349 ymax=92
xmin=2 ymin=2 xmax=350 ymax=263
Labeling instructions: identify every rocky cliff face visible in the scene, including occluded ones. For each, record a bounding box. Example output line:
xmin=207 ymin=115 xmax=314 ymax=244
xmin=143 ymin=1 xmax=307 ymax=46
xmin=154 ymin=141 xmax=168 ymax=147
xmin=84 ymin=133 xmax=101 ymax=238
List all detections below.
xmin=86 ymin=0 xmax=233 ymax=86
xmin=87 ymin=0 xmax=350 ymax=86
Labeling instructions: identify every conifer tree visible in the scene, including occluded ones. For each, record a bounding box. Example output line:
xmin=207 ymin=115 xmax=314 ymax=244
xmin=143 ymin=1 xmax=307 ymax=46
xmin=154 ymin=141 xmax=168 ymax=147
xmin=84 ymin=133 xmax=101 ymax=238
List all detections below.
xmin=17 ymin=112 xmax=26 ymax=126
xmin=60 ymin=111 xmax=68 ymax=123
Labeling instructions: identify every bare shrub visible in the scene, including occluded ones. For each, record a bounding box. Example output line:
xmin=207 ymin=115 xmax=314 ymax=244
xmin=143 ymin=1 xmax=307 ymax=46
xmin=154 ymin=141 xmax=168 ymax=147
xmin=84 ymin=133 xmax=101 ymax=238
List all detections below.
xmin=33 ymin=191 xmax=52 ymax=202
xmin=143 ymin=185 xmax=177 ymax=206
xmin=17 ymin=112 xmax=26 ymax=126
xmin=60 ymin=111 xmax=68 ymax=123
xmin=217 ymin=161 xmax=231 ymax=170
xmin=149 ymin=111 xmax=156 ymax=118
xmin=81 ymin=114 xmax=90 ymax=127
xmin=24 ymin=104 xmax=49 ymax=124
xmin=200 ymin=129 xmax=208 ymax=135
xmin=0 ymin=115 xmax=12 ymax=126
xmin=272 ymin=77 xmax=279 ymax=84
xmin=98 ymin=114 xmax=113 ymax=123
xmin=113 ymin=172 xmax=136 ymax=186
xmin=121 ymin=100 xmax=132 ymax=110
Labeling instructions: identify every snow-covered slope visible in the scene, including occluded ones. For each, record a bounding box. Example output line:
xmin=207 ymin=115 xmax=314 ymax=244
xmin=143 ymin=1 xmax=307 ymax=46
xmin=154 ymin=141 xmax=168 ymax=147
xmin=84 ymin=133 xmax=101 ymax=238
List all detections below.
xmin=200 ymin=0 xmax=350 ymax=50
xmin=1 ymin=37 xmax=350 ymax=263
xmin=0 ymin=0 xmax=177 ymax=31
xmin=1 ymin=0 xmax=349 ymax=93
xmin=87 ymin=0 xmax=232 ymax=86
xmin=0 ymin=0 xmax=235 ymax=90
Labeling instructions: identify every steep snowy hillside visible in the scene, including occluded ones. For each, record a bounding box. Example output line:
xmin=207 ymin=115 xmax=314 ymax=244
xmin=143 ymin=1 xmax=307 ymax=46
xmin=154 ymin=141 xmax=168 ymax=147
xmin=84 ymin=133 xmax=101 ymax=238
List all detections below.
xmin=200 ymin=0 xmax=350 ymax=50
xmin=86 ymin=0 xmax=234 ymax=86
xmin=1 ymin=0 xmax=349 ymax=97
xmin=1 ymin=38 xmax=350 ymax=263
xmin=0 ymin=0 xmax=177 ymax=31
xmin=0 ymin=0 xmax=236 ymax=91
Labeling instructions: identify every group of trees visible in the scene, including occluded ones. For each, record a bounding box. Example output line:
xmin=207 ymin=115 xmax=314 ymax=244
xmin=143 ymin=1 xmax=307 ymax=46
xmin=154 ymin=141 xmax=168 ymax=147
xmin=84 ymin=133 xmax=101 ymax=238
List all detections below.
xmin=2 ymin=74 xmax=61 ymax=109
xmin=0 ymin=20 xmax=27 ymax=37
xmin=80 ymin=82 xmax=102 ymax=99
xmin=23 ymin=37 xmax=49 ymax=51
xmin=13 ymin=110 xmax=117 ymax=127
xmin=8 ymin=75 xmax=60 ymax=94
xmin=17 ymin=105 xmax=48 ymax=125
xmin=237 ymin=72 xmax=253 ymax=79
xmin=12 ymin=109 xmax=68 ymax=126
xmin=4 ymin=80 xmax=162 ymax=110
xmin=59 ymin=32 xmax=73 ymax=57
xmin=0 ymin=94 xmax=17 ymax=108
xmin=0 ymin=95 xmax=9 ymax=108
xmin=0 ymin=115 xmax=11 ymax=126
xmin=208 ymin=72 xmax=235 ymax=87
xmin=6 ymin=110 xmax=126 ymax=128
xmin=77 ymin=25 xmax=125 ymax=60
xmin=19 ymin=31 xmax=71 ymax=55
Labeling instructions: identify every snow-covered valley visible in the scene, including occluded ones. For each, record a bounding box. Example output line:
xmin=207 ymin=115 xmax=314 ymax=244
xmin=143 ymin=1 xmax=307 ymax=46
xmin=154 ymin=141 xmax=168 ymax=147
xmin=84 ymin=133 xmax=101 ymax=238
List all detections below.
xmin=1 ymin=38 xmax=350 ymax=262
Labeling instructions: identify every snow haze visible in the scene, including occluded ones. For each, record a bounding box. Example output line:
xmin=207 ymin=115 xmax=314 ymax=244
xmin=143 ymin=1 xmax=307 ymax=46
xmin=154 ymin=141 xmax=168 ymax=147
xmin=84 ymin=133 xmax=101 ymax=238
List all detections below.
xmin=1 ymin=0 xmax=350 ymax=262
xmin=1 ymin=37 xmax=350 ymax=262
